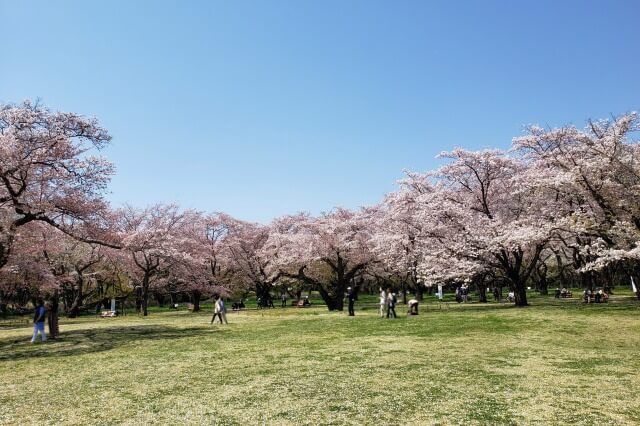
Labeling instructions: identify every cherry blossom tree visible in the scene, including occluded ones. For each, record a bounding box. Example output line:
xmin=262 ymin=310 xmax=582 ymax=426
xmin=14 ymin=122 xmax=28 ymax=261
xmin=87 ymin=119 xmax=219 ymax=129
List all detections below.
xmin=38 ymin=230 xmax=109 ymax=317
xmin=398 ymin=149 xmax=557 ymax=306
xmin=271 ymin=208 xmax=377 ymax=311
xmin=117 ymin=204 xmax=197 ymax=316
xmin=374 ymin=173 xmax=436 ymax=301
xmin=166 ymin=212 xmax=232 ymax=311
xmin=223 ymin=218 xmax=282 ymax=307
xmin=0 ymin=101 xmax=119 ymax=270
xmin=513 ymin=112 xmax=640 ymax=295
xmin=0 ymin=222 xmax=57 ymax=311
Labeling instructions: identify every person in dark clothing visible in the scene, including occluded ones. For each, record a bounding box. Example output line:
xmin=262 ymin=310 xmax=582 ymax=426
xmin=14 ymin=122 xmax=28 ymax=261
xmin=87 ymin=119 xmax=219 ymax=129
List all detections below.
xmin=347 ymin=287 xmax=356 ymax=316
xmin=386 ymin=291 xmax=397 ymax=318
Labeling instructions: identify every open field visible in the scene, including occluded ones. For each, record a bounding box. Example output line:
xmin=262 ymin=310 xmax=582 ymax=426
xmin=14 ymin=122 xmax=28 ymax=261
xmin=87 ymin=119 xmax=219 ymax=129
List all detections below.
xmin=1 ymin=295 xmax=639 ymax=425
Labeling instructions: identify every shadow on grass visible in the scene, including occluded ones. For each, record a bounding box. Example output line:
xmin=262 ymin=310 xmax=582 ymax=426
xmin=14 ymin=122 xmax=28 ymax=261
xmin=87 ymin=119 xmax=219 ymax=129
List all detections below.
xmin=0 ymin=324 xmax=212 ymax=362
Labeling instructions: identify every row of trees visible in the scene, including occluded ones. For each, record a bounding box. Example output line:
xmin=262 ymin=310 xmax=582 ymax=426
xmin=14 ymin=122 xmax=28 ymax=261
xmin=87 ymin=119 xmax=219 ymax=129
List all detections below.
xmin=1 ymin=101 xmax=639 ymax=315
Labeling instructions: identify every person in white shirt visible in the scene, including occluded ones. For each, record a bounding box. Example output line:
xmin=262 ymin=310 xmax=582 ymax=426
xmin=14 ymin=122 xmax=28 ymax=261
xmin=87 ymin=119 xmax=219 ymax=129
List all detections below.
xmin=211 ymin=295 xmax=228 ymax=324
xmin=379 ymin=288 xmax=387 ymax=318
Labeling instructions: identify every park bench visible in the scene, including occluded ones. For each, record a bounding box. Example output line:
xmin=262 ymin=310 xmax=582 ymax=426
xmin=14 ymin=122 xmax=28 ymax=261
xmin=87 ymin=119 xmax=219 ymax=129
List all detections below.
xmin=100 ymin=310 xmax=117 ymax=318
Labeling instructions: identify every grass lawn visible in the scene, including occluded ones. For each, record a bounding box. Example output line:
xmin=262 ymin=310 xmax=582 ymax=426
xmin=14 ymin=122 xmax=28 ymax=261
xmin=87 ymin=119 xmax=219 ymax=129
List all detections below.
xmin=1 ymin=293 xmax=639 ymax=425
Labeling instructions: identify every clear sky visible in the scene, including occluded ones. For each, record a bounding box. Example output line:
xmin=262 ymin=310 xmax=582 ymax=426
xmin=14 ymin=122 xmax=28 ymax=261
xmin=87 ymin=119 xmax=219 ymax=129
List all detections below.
xmin=1 ymin=1 xmax=638 ymax=223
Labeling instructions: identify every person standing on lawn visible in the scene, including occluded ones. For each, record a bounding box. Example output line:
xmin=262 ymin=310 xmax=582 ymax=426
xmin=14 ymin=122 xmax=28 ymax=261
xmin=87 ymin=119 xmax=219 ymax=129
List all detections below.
xmin=347 ymin=287 xmax=356 ymax=316
xmin=31 ymin=298 xmax=47 ymax=343
xmin=379 ymin=288 xmax=387 ymax=318
xmin=211 ymin=295 xmax=222 ymax=324
xmin=386 ymin=290 xmax=397 ymax=318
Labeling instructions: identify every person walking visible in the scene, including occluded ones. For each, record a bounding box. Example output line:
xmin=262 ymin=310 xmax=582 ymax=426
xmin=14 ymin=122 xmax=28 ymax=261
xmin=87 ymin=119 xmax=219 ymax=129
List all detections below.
xmin=387 ymin=291 xmax=397 ymax=318
xmin=461 ymin=285 xmax=469 ymax=303
xmin=212 ymin=296 xmax=228 ymax=324
xmin=211 ymin=295 xmax=224 ymax=324
xmin=31 ymin=298 xmax=47 ymax=343
xmin=347 ymin=287 xmax=356 ymax=316
xmin=379 ymin=287 xmax=387 ymax=318
xmin=281 ymin=292 xmax=287 ymax=308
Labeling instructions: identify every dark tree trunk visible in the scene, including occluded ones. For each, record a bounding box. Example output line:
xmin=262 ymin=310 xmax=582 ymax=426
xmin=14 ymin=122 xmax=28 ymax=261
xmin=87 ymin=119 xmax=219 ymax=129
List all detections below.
xmin=513 ymin=279 xmax=528 ymax=306
xmin=317 ymin=285 xmax=344 ymax=311
xmin=495 ymin=246 xmax=544 ymax=307
xmin=135 ymin=288 xmax=143 ymax=313
xmin=281 ymin=255 xmax=366 ymax=312
xmin=67 ymin=278 xmax=84 ymax=318
xmin=155 ymin=292 xmax=166 ymax=308
xmin=538 ymin=279 xmax=548 ymax=295
xmin=414 ymin=285 xmax=423 ymax=301
xmin=141 ymin=274 xmax=150 ymax=316
xmin=191 ymin=290 xmax=201 ymax=312
xmin=554 ymin=252 xmax=568 ymax=289
xmin=581 ymin=272 xmax=594 ymax=292
xmin=256 ymin=283 xmax=271 ymax=308
xmin=401 ymin=278 xmax=408 ymax=304
xmin=61 ymin=285 xmax=73 ymax=314
xmin=478 ymin=283 xmax=488 ymax=303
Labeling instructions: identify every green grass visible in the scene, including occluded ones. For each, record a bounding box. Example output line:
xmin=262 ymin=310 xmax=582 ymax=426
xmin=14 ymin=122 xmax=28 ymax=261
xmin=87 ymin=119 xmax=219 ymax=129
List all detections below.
xmin=1 ymin=294 xmax=639 ymax=425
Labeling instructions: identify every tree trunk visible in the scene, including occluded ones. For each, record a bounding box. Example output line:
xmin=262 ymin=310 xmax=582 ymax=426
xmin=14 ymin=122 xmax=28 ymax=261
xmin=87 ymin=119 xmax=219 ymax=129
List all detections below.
xmin=256 ymin=283 xmax=270 ymax=308
xmin=513 ymin=278 xmax=528 ymax=307
xmin=317 ymin=285 xmax=344 ymax=311
xmin=135 ymin=288 xmax=143 ymax=313
xmin=478 ymin=283 xmax=488 ymax=303
xmin=141 ymin=274 xmax=150 ymax=316
xmin=581 ymin=272 xmax=593 ymax=291
xmin=191 ymin=290 xmax=201 ymax=312
xmin=155 ymin=292 xmax=166 ymax=307
xmin=67 ymin=278 xmax=84 ymax=318
xmin=401 ymin=278 xmax=408 ymax=304
xmin=414 ymin=285 xmax=423 ymax=301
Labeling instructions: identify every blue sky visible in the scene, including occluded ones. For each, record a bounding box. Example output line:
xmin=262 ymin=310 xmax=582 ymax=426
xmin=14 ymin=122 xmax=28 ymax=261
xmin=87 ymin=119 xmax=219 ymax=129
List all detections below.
xmin=1 ymin=0 xmax=638 ymax=223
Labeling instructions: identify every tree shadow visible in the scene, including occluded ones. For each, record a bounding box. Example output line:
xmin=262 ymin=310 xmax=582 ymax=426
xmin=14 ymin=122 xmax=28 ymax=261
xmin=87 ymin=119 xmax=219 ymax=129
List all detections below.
xmin=0 ymin=324 xmax=214 ymax=362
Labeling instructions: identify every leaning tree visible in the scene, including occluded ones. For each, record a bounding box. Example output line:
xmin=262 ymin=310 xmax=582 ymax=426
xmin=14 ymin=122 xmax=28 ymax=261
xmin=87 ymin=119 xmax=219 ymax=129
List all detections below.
xmin=0 ymin=101 xmax=119 ymax=270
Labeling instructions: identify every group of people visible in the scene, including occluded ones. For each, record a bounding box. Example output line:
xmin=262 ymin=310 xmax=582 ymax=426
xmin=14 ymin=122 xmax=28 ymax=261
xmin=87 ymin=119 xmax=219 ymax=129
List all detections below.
xmin=455 ymin=285 xmax=470 ymax=303
xmin=30 ymin=297 xmax=59 ymax=343
xmin=210 ymin=295 xmax=228 ymax=325
xmin=554 ymin=288 xmax=573 ymax=298
xmin=583 ymin=288 xmax=609 ymax=303
xmin=379 ymin=288 xmax=398 ymax=318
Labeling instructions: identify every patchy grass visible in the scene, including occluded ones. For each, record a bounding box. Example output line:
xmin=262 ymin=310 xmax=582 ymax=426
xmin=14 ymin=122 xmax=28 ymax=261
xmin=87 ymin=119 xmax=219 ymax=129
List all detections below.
xmin=1 ymin=295 xmax=639 ymax=425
